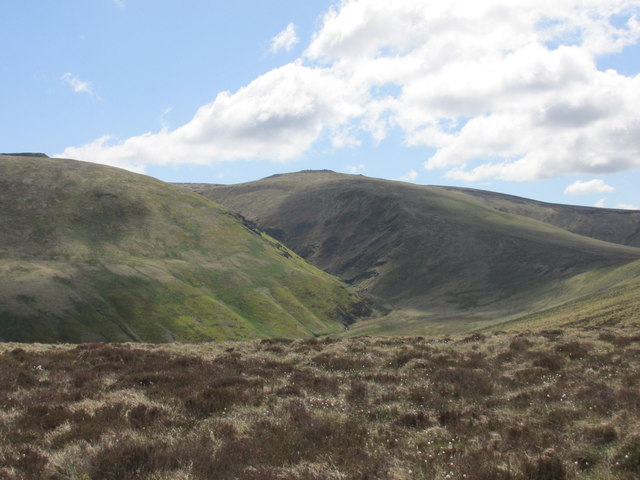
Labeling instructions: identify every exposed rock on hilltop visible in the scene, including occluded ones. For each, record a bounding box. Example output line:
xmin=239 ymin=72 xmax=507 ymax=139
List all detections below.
xmin=0 ymin=152 xmax=49 ymax=157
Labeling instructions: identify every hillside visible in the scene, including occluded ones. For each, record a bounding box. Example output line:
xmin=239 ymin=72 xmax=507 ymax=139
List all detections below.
xmin=439 ymin=186 xmax=640 ymax=247
xmin=188 ymin=171 xmax=640 ymax=333
xmin=486 ymin=260 xmax=640 ymax=332
xmin=0 ymin=157 xmax=365 ymax=343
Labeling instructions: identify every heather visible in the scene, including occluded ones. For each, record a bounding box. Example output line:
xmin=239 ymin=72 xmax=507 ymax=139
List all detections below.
xmin=1 ymin=325 xmax=639 ymax=479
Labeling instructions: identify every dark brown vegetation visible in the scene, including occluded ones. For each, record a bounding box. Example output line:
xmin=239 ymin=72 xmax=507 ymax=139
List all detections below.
xmin=1 ymin=325 xmax=639 ymax=479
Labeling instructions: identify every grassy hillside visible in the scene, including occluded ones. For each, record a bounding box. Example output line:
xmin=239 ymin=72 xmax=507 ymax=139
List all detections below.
xmin=187 ymin=171 xmax=640 ymax=333
xmin=488 ymin=259 xmax=640 ymax=332
xmin=439 ymin=186 xmax=640 ymax=247
xmin=2 ymin=324 xmax=639 ymax=479
xmin=347 ymin=259 xmax=640 ymax=337
xmin=0 ymin=157 xmax=365 ymax=342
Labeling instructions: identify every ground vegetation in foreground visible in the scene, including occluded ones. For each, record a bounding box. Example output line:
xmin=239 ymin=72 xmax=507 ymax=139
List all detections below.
xmin=1 ymin=325 xmax=639 ymax=479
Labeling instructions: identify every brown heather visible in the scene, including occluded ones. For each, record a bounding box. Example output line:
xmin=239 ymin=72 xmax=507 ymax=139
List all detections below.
xmin=1 ymin=325 xmax=639 ymax=479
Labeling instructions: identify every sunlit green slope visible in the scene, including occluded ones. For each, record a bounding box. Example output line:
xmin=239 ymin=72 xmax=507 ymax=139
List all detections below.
xmin=0 ymin=156 xmax=365 ymax=342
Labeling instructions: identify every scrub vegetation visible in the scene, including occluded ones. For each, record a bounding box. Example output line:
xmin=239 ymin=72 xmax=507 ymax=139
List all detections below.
xmin=2 ymin=324 xmax=639 ymax=479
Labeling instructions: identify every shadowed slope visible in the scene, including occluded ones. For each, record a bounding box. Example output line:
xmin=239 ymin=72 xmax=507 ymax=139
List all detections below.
xmin=487 ymin=259 xmax=640 ymax=331
xmin=190 ymin=171 xmax=640 ymax=332
xmin=438 ymin=186 xmax=640 ymax=247
xmin=0 ymin=158 xmax=365 ymax=342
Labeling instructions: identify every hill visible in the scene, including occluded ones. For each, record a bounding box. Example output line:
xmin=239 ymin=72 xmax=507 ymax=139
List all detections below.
xmin=0 ymin=157 xmax=365 ymax=342
xmin=187 ymin=171 xmax=640 ymax=334
xmin=485 ymin=260 xmax=640 ymax=332
xmin=439 ymin=186 xmax=640 ymax=247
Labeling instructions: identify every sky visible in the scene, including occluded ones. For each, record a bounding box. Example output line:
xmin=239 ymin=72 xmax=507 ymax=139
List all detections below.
xmin=2 ymin=0 xmax=640 ymax=209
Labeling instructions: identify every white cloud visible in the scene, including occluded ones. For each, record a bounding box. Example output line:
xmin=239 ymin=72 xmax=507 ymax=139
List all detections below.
xmin=61 ymin=73 xmax=94 ymax=96
xmin=159 ymin=107 xmax=172 ymax=129
xmin=270 ymin=23 xmax=299 ymax=53
xmin=617 ymin=203 xmax=640 ymax=210
xmin=113 ymin=0 xmax=125 ymax=8
xmin=398 ymin=169 xmax=418 ymax=182
xmin=564 ymin=179 xmax=614 ymax=195
xmin=346 ymin=163 xmax=364 ymax=173
xmin=331 ymin=126 xmax=361 ymax=148
xmin=305 ymin=0 xmax=640 ymax=182
xmin=595 ymin=198 xmax=607 ymax=208
xmin=58 ymin=63 xmax=365 ymax=170
xmin=59 ymin=0 xmax=640 ymax=180
xmin=59 ymin=135 xmax=146 ymax=173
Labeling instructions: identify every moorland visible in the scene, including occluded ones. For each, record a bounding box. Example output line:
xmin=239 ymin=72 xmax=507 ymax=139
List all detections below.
xmin=1 ymin=154 xmax=639 ymax=479
xmin=1 ymin=326 xmax=639 ymax=479
xmin=2 ymin=154 xmax=640 ymax=341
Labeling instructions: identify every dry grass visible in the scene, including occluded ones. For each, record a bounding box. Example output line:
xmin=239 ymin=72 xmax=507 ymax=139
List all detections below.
xmin=1 ymin=325 xmax=639 ymax=479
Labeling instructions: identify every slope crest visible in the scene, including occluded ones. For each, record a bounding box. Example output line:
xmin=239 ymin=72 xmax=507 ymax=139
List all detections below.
xmin=438 ymin=186 xmax=640 ymax=247
xmin=0 ymin=157 xmax=365 ymax=342
xmin=195 ymin=171 xmax=640 ymax=331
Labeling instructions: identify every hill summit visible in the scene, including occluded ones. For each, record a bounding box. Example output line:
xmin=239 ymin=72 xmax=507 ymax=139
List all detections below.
xmin=190 ymin=171 xmax=640 ymax=335
xmin=0 ymin=156 xmax=365 ymax=342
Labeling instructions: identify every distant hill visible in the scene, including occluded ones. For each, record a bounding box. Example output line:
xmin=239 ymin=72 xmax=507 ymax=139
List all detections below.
xmin=0 ymin=152 xmax=49 ymax=158
xmin=0 ymin=157 xmax=365 ymax=342
xmin=438 ymin=186 xmax=640 ymax=247
xmin=187 ymin=171 xmax=640 ymax=334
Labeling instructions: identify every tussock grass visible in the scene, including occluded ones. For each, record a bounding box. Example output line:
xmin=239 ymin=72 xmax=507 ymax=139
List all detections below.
xmin=1 ymin=324 xmax=639 ymax=479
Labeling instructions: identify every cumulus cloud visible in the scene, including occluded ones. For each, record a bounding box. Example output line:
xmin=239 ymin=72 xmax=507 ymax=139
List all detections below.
xmin=58 ymin=0 xmax=640 ymax=180
xmin=595 ymin=198 xmax=607 ymax=208
xmin=60 ymin=135 xmax=146 ymax=173
xmin=61 ymin=73 xmax=95 ymax=96
xmin=398 ymin=169 xmax=418 ymax=182
xmin=564 ymin=179 xmax=615 ymax=195
xmin=346 ymin=164 xmax=365 ymax=173
xmin=58 ymin=63 xmax=365 ymax=172
xmin=307 ymin=0 xmax=640 ymax=182
xmin=270 ymin=23 xmax=299 ymax=53
xmin=617 ymin=203 xmax=640 ymax=210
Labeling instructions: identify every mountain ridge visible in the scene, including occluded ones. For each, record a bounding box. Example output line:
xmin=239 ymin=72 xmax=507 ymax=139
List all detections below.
xmin=187 ymin=171 xmax=640 ymax=334
xmin=437 ymin=185 xmax=640 ymax=247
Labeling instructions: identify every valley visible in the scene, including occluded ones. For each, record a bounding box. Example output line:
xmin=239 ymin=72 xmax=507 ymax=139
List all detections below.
xmin=1 ymin=155 xmax=639 ymax=340
xmin=183 ymin=170 xmax=640 ymax=335
xmin=1 ymin=156 xmax=639 ymax=480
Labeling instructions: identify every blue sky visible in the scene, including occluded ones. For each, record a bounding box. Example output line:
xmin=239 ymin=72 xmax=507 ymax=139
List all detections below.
xmin=2 ymin=0 xmax=640 ymax=209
